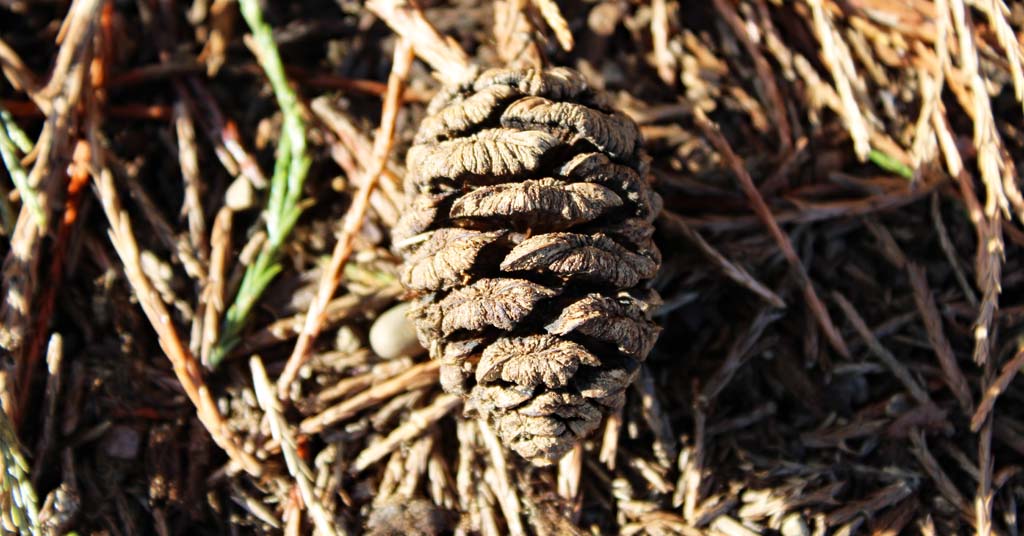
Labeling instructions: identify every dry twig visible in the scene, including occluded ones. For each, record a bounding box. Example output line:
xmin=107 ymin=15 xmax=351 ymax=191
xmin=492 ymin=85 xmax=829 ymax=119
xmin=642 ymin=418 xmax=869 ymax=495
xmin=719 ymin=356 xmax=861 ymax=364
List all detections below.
xmin=279 ymin=38 xmax=414 ymax=399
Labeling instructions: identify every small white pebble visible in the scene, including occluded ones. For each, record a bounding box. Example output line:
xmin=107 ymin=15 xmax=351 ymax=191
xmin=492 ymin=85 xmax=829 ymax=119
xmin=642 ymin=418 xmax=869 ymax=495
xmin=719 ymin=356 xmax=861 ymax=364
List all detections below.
xmin=369 ymin=302 xmax=424 ymax=360
xmin=101 ymin=425 xmax=140 ymax=460
xmin=781 ymin=513 xmax=810 ymax=536
xmin=225 ymin=177 xmax=255 ymax=211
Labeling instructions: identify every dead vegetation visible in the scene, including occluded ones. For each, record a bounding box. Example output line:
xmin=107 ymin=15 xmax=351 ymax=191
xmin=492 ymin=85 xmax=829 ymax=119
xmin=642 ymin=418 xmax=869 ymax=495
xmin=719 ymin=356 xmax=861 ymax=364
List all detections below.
xmin=0 ymin=0 xmax=1022 ymax=534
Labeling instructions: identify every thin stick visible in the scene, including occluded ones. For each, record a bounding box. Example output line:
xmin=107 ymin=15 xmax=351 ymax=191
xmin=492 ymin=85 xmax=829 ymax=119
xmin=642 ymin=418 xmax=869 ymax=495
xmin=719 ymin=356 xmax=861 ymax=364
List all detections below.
xmin=278 ymin=38 xmax=414 ymax=400
xmin=478 ymin=421 xmax=526 ymax=536
xmin=681 ymin=382 xmax=706 ymax=523
xmin=531 ymin=0 xmax=574 ymax=52
xmin=366 ymin=0 xmax=472 ymax=84
xmin=712 ymin=0 xmax=791 ymax=153
xmin=557 ymin=443 xmax=582 ymax=505
xmin=694 ymin=108 xmax=850 ymax=360
xmin=658 ymin=211 xmax=785 ymax=308
xmin=907 ymin=263 xmax=974 ymax=415
xmin=299 ymin=360 xmax=441 ymax=434
xmin=700 ymin=307 xmax=782 ymax=404
xmin=250 ymin=356 xmax=340 ymax=536
xmin=200 ymin=208 xmax=232 ymax=365
xmin=971 ymin=342 xmax=1024 ymax=432
xmin=651 ymin=0 xmax=675 ymax=86
xmin=930 ymin=193 xmax=978 ymax=307
xmin=86 ymin=128 xmax=261 ymax=477
xmin=353 ymin=393 xmax=461 ymax=472
xmin=947 ymin=0 xmax=1008 ymax=366
xmin=976 ymin=392 xmax=994 ymax=536
xmin=833 ymin=291 xmax=932 ymax=407
xmin=807 ymin=0 xmax=870 ymax=160
xmin=0 ymin=0 xmax=97 ymax=423
xmin=174 ymin=101 xmax=208 ymax=265
xmin=15 ymin=139 xmax=89 ymax=422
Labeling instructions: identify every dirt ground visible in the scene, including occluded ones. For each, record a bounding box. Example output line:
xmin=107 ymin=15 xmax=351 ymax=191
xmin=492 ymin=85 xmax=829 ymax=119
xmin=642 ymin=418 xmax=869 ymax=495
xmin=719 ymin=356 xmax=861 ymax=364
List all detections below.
xmin=1 ymin=0 xmax=1023 ymax=534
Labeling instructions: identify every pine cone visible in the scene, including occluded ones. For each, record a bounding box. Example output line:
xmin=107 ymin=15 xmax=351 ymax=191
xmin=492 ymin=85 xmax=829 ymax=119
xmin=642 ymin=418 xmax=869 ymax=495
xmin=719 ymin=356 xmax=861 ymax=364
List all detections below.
xmin=396 ymin=67 xmax=662 ymax=465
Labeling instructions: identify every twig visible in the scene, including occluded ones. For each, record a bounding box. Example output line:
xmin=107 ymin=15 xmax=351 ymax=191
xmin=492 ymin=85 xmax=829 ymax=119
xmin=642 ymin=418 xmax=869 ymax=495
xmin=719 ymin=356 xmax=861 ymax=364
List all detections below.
xmin=250 ymin=356 xmax=340 ymax=536
xmin=366 ymin=0 xmax=472 ymax=83
xmin=495 ymin=0 xmax=544 ymax=69
xmin=806 ymin=0 xmax=871 ymax=160
xmin=300 ymin=360 xmax=441 ymax=434
xmin=825 ymin=481 xmax=913 ymax=527
xmin=211 ymin=0 xmax=313 ymax=367
xmin=948 ymin=0 xmax=1008 ymax=366
xmin=971 ymin=341 xmax=1024 ymax=432
xmin=232 ymin=284 xmax=401 ymax=359
xmin=908 ymin=429 xmax=974 ymax=523
xmin=976 ymin=363 xmax=995 ymax=536
xmin=311 ymin=97 xmax=403 ymax=225
xmin=186 ymin=80 xmax=268 ymax=189
xmin=278 ymin=38 xmax=414 ymax=400
xmin=174 ymin=101 xmax=208 ymax=265
xmin=833 ymin=292 xmax=933 ymax=407
xmin=636 ymin=365 xmax=678 ymax=467
xmin=455 ymin=419 xmax=479 ymax=512
xmin=659 ymin=211 xmax=785 ymax=308
xmin=598 ymin=408 xmax=622 ymax=470
xmin=930 ymin=193 xmax=978 ymax=307
xmin=228 ymin=482 xmax=281 ymax=529
xmin=353 ymin=393 xmax=461 ymax=472
xmin=531 ymin=0 xmax=574 ymax=52
xmin=0 ymin=39 xmax=42 ymax=109
xmin=700 ymin=307 xmax=782 ymax=405
xmin=557 ymin=443 xmax=582 ymax=506
xmin=712 ymin=0 xmax=791 ymax=153
xmin=30 ymin=334 xmax=62 ymax=490
xmin=651 ymin=0 xmax=675 ymax=86
xmin=15 ymin=139 xmax=89 ymax=422
xmin=975 ymin=0 xmax=1024 ymax=112
xmin=396 ymin=434 xmax=434 ymax=497
xmin=86 ymin=127 xmax=261 ymax=477
xmin=907 ymin=263 xmax=974 ymax=415
xmin=0 ymin=0 xmax=96 ymax=422
xmin=694 ymin=108 xmax=850 ymax=360
xmin=200 ymin=208 xmax=232 ymax=365
xmin=681 ymin=382 xmax=706 ymax=524
xmin=478 ymin=422 xmax=526 ymax=536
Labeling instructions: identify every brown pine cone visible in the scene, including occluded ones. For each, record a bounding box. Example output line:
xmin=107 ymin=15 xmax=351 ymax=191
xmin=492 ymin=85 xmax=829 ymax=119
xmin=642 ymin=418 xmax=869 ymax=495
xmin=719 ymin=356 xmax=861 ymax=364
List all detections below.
xmin=396 ymin=67 xmax=662 ymax=465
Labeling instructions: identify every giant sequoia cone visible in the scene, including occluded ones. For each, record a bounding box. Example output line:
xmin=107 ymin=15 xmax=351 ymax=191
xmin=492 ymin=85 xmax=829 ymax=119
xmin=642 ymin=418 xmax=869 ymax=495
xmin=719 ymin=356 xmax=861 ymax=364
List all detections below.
xmin=395 ymin=67 xmax=662 ymax=465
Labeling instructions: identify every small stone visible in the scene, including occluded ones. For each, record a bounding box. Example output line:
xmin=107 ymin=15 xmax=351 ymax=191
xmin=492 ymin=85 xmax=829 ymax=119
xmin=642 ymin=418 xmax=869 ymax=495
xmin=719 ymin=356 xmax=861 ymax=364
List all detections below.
xmin=369 ymin=302 xmax=425 ymax=359
xmin=780 ymin=513 xmax=810 ymax=536
xmin=225 ymin=177 xmax=255 ymax=211
xmin=102 ymin=425 xmax=140 ymax=460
